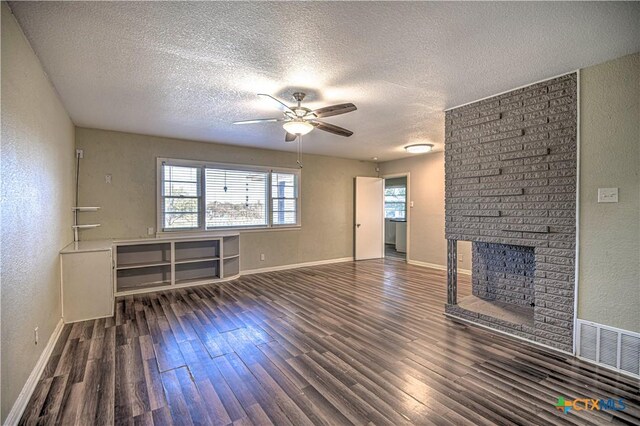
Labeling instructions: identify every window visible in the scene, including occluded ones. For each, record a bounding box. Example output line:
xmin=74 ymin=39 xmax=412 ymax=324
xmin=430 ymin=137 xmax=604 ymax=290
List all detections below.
xmin=161 ymin=165 xmax=201 ymax=230
xmin=158 ymin=159 xmax=300 ymax=232
xmin=271 ymin=172 xmax=298 ymax=225
xmin=384 ymin=185 xmax=406 ymax=219
xmin=205 ymin=168 xmax=268 ymax=228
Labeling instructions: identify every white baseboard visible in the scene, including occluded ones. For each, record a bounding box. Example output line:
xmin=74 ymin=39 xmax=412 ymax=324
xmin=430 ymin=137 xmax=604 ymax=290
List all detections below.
xmin=407 ymin=259 xmax=471 ymax=275
xmin=242 ymin=257 xmax=354 ymax=275
xmin=5 ymin=318 xmax=64 ymax=425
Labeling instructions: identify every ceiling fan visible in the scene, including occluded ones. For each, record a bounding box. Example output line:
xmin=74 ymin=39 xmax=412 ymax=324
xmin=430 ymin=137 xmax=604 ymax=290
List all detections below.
xmin=233 ymin=92 xmax=357 ymax=142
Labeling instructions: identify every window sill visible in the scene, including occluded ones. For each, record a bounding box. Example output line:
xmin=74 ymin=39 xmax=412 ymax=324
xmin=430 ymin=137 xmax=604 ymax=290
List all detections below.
xmin=155 ymin=225 xmax=301 ymax=239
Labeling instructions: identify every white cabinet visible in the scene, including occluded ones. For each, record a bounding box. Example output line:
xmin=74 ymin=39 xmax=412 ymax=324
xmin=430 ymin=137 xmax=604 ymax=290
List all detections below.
xmin=385 ymin=219 xmax=396 ymax=244
xmin=395 ymin=221 xmax=407 ymax=253
xmin=60 ymin=240 xmax=113 ymax=323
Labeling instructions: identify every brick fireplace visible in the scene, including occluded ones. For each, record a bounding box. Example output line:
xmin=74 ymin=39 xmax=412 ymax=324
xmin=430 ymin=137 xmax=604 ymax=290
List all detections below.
xmin=444 ymin=73 xmax=577 ymax=352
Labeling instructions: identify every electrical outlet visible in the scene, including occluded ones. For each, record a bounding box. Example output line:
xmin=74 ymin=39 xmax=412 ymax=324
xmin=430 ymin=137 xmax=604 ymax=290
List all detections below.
xmin=260 ymin=253 xmax=265 ymax=261
xmin=459 ymin=254 xmax=464 ymax=263
xmin=34 ymin=327 xmax=39 ymax=345
xmin=75 ymin=149 xmax=84 ymax=159
xmin=105 ymin=174 xmax=112 ymax=184
xmin=147 ymin=227 xmax=154 ymax=236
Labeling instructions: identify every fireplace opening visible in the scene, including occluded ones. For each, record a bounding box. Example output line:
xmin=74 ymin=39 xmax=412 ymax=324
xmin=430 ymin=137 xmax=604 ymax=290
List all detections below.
xmin=456 ymin=242 xmax=536 ymax=328
xmin=472 ymin=242 xmax=535 ymax=307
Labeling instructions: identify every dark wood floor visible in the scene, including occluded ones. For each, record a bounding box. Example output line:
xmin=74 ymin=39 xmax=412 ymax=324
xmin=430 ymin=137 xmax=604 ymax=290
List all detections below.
xmin=21 ymin=260 xmax=639 ymax=425
xmin=385 ymin=244 xmax=406 ymax=261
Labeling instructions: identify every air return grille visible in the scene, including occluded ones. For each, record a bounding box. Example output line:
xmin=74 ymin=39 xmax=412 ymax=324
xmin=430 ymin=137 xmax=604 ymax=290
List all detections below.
xmin=620 ymin=334 xmax=640 ymax=376
xmin=579 ymin=323 xmax=597 ymax=361
xmin=577 ymin=320 xmax=640 ymax=377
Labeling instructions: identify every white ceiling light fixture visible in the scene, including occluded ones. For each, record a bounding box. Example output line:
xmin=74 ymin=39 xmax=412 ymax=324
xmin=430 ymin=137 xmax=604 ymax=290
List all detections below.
xmin=405 ymin=143 xmax=434 ymax=154
xmin=282 ymin=120 xmax=314 ymax=136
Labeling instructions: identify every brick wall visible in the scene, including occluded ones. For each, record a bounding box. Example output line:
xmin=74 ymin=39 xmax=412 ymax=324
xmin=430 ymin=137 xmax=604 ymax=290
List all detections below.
xmin=444 ymin=73 xmax=577 ymax=352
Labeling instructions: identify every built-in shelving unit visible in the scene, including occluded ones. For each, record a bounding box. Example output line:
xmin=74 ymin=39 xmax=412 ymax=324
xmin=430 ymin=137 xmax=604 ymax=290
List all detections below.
xmin=222 ymin=235 xmax=240 ymax=277
xmin=114 ymin=234 xmax=240 ymax=295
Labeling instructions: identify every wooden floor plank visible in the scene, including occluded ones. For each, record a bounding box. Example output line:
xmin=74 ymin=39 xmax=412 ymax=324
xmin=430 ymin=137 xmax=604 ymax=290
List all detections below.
xmin=19 ymin=260 xmax=639 ymax=425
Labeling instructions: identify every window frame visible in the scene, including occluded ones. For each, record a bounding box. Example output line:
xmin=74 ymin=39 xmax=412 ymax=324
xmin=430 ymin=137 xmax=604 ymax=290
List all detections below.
xmin=157 ymin=158 xmax=301 ymax=234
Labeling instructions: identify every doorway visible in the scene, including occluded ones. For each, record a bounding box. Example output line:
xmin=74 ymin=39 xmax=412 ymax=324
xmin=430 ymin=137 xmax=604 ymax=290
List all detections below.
xmin=383 ymin=173 xmax=409 ymax=262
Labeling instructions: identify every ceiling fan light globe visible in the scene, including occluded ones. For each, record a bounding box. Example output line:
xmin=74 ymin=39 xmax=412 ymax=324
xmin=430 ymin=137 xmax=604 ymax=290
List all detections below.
xmin=283 ymin=120 xmax=314 ymax=135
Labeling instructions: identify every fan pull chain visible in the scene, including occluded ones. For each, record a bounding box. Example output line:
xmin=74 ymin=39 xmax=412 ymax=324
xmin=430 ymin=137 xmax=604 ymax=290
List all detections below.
xmin=297 ymin=135 xmax=303 ymax=169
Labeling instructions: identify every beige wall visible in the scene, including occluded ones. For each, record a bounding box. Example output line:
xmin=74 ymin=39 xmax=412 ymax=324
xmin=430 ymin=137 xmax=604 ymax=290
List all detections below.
xmin=578 ymin=53 xmax=640 ymax=332
xmin=379 ymin=152 xmax=472 ymax=271
xmin=1 ymin=3 xmax=75 ymax=421
xmin=75 ymin=127 xmax=376 ymax=271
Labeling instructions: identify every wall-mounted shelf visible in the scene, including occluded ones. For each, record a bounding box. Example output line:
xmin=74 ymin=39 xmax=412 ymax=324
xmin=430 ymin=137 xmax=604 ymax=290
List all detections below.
xmin=72 ymin=205 xmax=101 ymax=240
xmin=72 ymin=206 xmax=101 ymax=212
xmin=113 ymin=234 xmax=240 ymax=295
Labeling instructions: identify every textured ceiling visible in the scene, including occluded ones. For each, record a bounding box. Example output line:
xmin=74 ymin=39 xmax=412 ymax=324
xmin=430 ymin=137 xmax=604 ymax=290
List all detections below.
xmin=9 ymin=1 xmax=640 ymax=161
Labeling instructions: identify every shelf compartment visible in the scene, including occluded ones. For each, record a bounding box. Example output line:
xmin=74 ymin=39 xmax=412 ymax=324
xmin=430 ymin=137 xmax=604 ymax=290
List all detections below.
xmin=223 ymin=256 xmax=239 ymax=278
xmin=175 ymin=239 xmax=220 ymax=261
xmin=117 ymin=243 xmax=170 ymax=268
xmin=223 ymin=235 xmax=239 ymax=258
xmin=175 ymin=259 xmax=219 ymax=284
xmin=116 ymin=264 xmax=171 ymax=292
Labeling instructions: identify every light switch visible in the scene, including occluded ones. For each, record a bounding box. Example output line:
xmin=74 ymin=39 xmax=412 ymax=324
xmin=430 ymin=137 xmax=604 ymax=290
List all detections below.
xmin=598 ymin=188 xmax=618 ymax=203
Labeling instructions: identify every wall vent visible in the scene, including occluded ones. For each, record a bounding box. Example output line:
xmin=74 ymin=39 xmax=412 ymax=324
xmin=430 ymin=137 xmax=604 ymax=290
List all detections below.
xmin=577 ymin=320 xmax=640 ymax=377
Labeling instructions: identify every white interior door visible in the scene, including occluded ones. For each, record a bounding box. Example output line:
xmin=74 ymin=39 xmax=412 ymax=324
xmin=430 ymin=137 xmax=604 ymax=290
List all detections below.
xmin=355 ymin=176 xmax=384 ymax=260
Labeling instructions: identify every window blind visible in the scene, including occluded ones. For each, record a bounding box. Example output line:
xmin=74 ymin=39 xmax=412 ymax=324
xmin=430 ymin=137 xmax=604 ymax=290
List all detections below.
xmin=205 ymin=168 xmax=268 ymax=228
xmin=271 ymin=172 xmax=298 ymax=225
xmin=161 ymin=164 xmax=201 ymax=229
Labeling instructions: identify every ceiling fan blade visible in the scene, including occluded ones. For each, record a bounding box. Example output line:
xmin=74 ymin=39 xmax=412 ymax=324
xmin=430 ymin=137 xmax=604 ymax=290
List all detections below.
xmin=285 ymin=132 xmax=297 ymax=142
xmin=312 ymin=103 xmax=357 ymax=118
xmin=311 ymin=121 xmax=354 ymax=137
xmin=258 ymin=94 xmax=295 ymax=114
xmin=233 ymin=118 xmax=284 ymax=125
